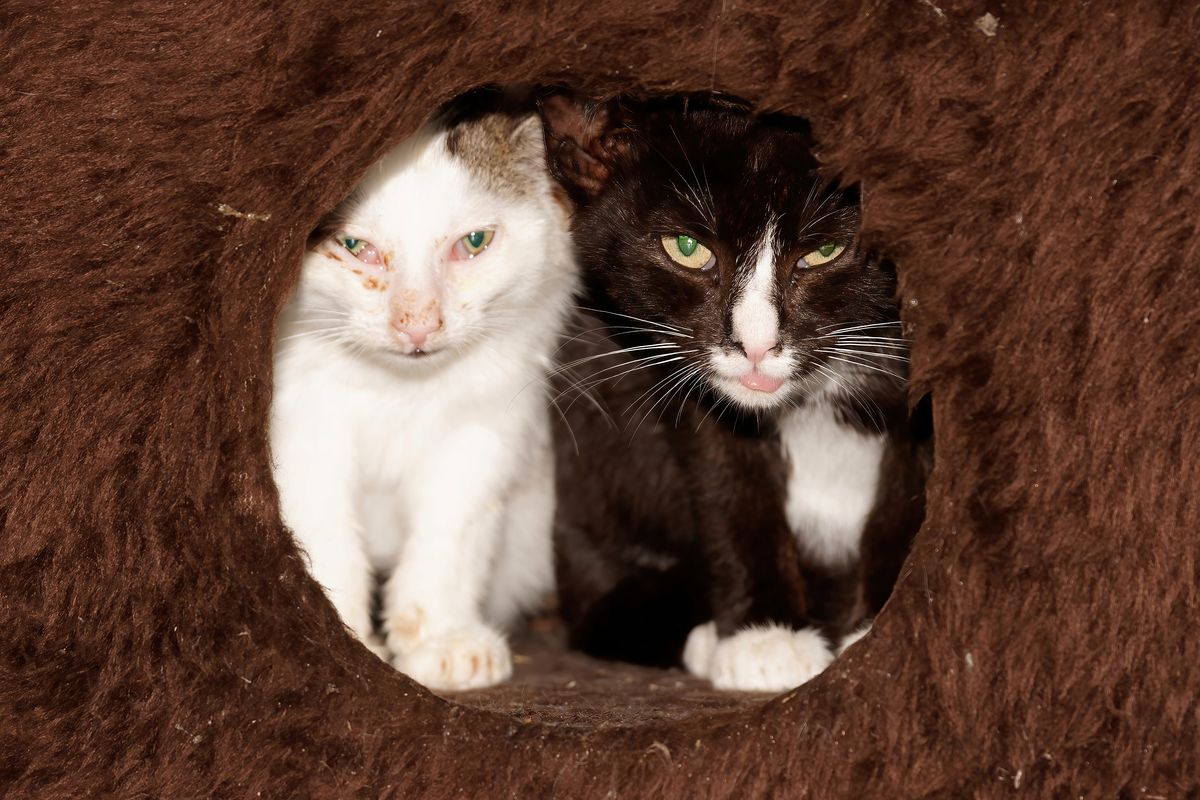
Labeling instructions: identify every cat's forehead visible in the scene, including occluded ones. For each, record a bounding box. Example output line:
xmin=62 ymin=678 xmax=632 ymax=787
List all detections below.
xmin=345 ymin=132 xmax=502 ymax=235
xmin=635 ymin=111 xmax=833 ymax=244
xmin=646 ymin=111 xmax=813 ymax=178
xmin=344 ymin=117 xmax=545 ymax=237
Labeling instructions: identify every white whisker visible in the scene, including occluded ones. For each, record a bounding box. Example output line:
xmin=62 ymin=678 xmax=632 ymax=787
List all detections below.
xmin=816 ymin=320 xmax=903 ymax=334
xmin=823 ymin=355 xmax=906 ymax=382
xmin=813 ymin=363 xmax=886 ymax=434
xmin=817 ymin=347 xmax=911 ymax=363
xmin=834 ymin=335 xmax=909 ymax=346
xmin=574 ymin=305 xmax=691 ymax=334
xmin=635 ymin=363 xmax=704 ymax=436
xmin=555 ymin=352 xmax=697 ymax=410
xmin=547 ymin=343 xmax=682 ymax=379
xmin=623 ymin=363 xmax=692 ymax=429
xmin=674 ymin=369 xmax=707 ymax=427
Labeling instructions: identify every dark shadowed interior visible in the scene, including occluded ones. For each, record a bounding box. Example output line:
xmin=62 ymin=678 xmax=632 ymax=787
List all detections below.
xmin=2 ymin=3 xmax=1197 ymax=797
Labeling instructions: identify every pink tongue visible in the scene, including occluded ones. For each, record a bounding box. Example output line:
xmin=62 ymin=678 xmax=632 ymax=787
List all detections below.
xmin=740 ymin=370 xmax=784 ymax=393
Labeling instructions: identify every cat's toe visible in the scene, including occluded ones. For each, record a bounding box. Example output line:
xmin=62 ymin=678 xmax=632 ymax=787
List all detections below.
xmin=384 ymin=604 xmax=427 ymax=654
xmin=708 ymin=624 xmax=832 ymax=692
xmin=682 ymin=621 xmax=718 ymax=678
xmin=393 ymin=626 xmax=513 ymax=691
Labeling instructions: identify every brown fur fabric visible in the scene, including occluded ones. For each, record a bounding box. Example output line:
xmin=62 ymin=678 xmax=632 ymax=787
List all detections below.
xmin=2 ymin=1 xmax=1197 ymax=797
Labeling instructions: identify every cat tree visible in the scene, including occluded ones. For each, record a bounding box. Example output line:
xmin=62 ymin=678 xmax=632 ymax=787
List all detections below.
xmin=2 ymin=2 xmax=1196 ymax=796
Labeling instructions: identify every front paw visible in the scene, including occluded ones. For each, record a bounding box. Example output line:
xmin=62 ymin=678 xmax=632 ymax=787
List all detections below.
xmin=702 ymin=624 xmax=833 ymax=692
xmin=392 ymin=625 xmax=513 ymax=691
xmin=683 ymin=621 xmax=719 ymax=678
xmin=837 ymin=621 xmax=872 ymax=657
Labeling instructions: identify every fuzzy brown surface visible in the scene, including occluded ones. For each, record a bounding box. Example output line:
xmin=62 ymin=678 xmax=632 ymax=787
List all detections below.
xmin=1 ymin=1 xmax=1197 ymax=797
xmin=450 ymin=616 xmax=765 ymax=729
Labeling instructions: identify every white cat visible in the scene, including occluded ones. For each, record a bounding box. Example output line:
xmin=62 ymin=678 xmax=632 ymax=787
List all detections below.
xmin=270 ymin=112 xmax=577 ymax=691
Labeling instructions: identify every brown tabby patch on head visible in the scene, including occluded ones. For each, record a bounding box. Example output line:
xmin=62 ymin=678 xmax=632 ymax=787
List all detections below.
xmin=444 ymin=113 xmax=547 ymax=199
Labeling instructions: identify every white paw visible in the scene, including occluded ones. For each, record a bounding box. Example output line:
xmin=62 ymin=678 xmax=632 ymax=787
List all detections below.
xmin=683 ymin=621 xmax=718 ymax=678
xmin=837 ymin=622 xmax=872 ymax=657
xmin=384 ymin=603 xmax=427 ymax=654
xmin=707 ymin=624 xmax=833 ymax=692
xmin=392 ymin=625 xmax=513 ymax=691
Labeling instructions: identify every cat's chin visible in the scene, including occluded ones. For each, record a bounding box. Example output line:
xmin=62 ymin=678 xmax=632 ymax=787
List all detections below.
xmin=372 ymin=344 xmax=455 ymax=370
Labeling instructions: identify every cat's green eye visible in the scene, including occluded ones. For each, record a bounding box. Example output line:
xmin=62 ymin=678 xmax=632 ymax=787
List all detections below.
xmin=800 ymin=242 xmax=845 ymax=268
xmin=459 ymin=229 xmax=494 ymax=257
xmin=661 ymin=234 xmax=714 ymax=270
xmin=341 ymin=236 xmax=365 ymax=256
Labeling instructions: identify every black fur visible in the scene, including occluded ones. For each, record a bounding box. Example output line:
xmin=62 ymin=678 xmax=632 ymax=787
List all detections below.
xmin=543 ymin=93 xmax=929 ymax=667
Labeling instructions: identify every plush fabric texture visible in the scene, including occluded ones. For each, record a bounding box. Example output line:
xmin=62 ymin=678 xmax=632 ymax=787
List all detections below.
xmin=2 ymin=1 xmax=1197 ymax=797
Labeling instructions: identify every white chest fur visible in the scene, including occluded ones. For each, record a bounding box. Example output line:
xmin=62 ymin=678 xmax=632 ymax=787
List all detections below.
xmin=778 ymin=403 xmax=885 ymax=568
xmin=271 ymin=340 xmax=541 ymax=563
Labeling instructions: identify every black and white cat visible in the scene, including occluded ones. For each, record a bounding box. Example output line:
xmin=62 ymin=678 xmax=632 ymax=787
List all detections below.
xmin=542 ymin=93 xmax=929 ymax=692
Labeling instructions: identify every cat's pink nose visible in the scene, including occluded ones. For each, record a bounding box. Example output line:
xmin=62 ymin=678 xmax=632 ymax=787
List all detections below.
xmin=393 ymin=320 xmax=441 ymax=350
xmin=740 ymin=340 xmax=777 ymax=365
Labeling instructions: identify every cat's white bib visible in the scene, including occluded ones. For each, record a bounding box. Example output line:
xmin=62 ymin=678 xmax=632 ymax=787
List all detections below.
xmin=779 ymin=403 xmax=885 ymax=567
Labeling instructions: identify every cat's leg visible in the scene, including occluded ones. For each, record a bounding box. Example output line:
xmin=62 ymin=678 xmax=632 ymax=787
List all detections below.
xmin=383 ymin=422 xmax=516 ymax=691
xmin=272 ymin=433 xmax=378 ymax=656
xmin=828 ymin=434 xmax=923 ymax=660
xmin=482 ymin=434 xmax=555 ymax=629
xmin=683 ymin=449 xmax=834 ymax=692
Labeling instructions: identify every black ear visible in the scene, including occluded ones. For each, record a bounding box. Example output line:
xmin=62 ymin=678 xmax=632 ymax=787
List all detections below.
xmin=539 ymin=92 xmax=631 ymax=201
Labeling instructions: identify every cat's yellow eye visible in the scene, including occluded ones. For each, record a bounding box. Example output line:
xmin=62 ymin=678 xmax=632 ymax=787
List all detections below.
xmin=799 ymin=242 xmax=845 ymax=268
xmin=452 ymin=229 xmax=495 ymax=260
xmin=661 ymin=234 xmax=715 ymax=270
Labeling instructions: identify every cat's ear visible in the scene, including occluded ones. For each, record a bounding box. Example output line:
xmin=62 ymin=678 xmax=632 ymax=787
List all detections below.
xmin=539 ymin=93 xmax=631 ymax=200
xmin=507 ymin=114 xmax=550 ymax=171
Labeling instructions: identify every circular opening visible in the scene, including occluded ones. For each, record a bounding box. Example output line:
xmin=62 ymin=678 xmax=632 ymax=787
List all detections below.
xmin=271 ymin=84 xmax=932 ymax=729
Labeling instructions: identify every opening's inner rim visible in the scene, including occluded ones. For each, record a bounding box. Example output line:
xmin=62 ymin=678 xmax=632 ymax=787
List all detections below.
xmin=283 ymin=84 xmax=933 ymax=726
